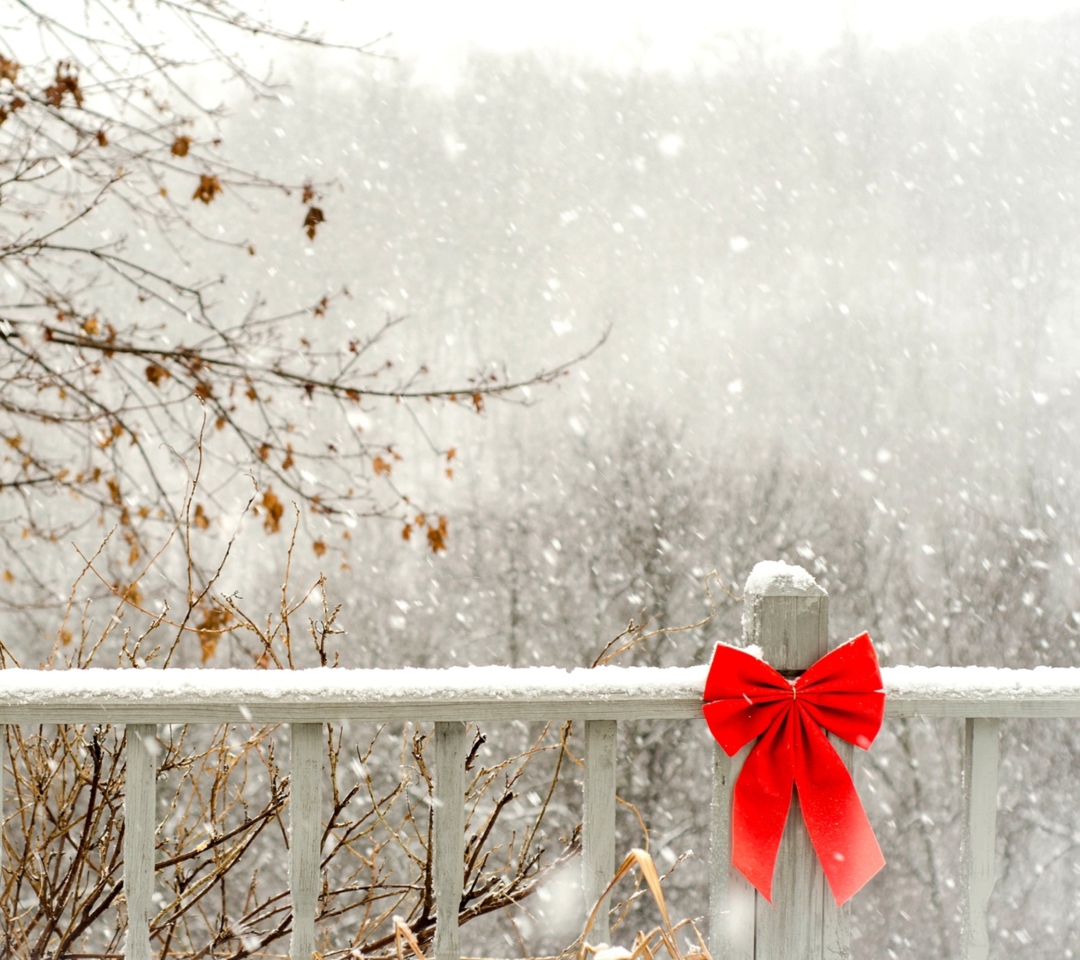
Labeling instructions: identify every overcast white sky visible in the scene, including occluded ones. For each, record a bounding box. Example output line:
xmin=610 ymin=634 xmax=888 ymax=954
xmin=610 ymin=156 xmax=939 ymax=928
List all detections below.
xmin=313 ymin=0 xmax=1080 ymax=78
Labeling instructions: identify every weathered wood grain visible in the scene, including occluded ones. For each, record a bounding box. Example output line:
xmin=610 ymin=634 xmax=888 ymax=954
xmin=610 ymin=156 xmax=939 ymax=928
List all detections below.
xmin=123 ymin=724 xmax=157 ymax=960
xmin=823 ymin=737 xmax=854 ymax=960
xmin=434 ymin=721 xmax=466 ymax=960
xmin=0 ymin=723 xmax=5 ymax=881
xmin=960 ymin=718 xmax=1000 ymax=960
xmin=749 ymin=573 xmax=833 ymax=960
xmin=709 ymin=741 xmax=755 ymax=960
xmin=583 ymin=718 xmax=617 ymax=944
xmin=289 ymin=723 xmax=324 ymax=960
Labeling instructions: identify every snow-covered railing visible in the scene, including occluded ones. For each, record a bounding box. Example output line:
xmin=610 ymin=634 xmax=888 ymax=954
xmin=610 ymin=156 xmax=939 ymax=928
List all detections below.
xmin=2 ymin=563 xmax=1080 ymax=960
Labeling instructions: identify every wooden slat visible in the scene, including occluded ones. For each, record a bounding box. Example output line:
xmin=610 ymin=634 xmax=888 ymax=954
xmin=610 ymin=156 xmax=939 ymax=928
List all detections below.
xmin=960 ymin=718 xmax=1000 ymax=960
xmin=583 ymin=719 xmax=617 ymax=944
xmin=0 ymin=723 xmax=5 ymax=880
xmin=885 ymin=695 xmax=1080 ymax=719
xmin=124 ymin=724 xmax=157 ymax=960
xmin=5 ymin=695 xmax=1080 ymax=723
xmin=434 ymin=721 xmax=466 ymax=960
xmin=709 ymin=742 xmax=754 ymax=960
xmin=289 ymin=723 xmax=323 ymax=960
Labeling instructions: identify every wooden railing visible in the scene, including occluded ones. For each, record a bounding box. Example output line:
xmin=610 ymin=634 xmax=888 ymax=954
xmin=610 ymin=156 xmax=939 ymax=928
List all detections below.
xmin=2 ymin=562 xmax=1080 ymax=959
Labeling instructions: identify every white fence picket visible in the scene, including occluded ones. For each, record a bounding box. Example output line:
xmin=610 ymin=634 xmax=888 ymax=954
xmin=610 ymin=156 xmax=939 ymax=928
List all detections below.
xmin=434 ymin=720 xmax=466 ymax=960
xmin=709 ymin=741 xmax=755 ymax=960
xmin=289 ymin=722 xmax=324 ymax=960
xmin=583 ymin=718 xmax=617 ymax=944
xmin=0 ymin=723 xmax=5 ymax=880
xmin=123 ymin=723 xmax=157 ymax=960
xmin=961 ymin=718 xmax=1001 ymax=960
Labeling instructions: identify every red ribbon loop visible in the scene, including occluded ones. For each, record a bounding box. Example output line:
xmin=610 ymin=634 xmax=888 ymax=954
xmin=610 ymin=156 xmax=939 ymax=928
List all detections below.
xmin=702 ymin=632 xmax=886 ymax=906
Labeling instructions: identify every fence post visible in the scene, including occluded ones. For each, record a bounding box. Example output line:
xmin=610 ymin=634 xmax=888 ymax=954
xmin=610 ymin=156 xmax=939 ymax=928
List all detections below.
xmin=740 ymin=561 xmax=849 ymax=960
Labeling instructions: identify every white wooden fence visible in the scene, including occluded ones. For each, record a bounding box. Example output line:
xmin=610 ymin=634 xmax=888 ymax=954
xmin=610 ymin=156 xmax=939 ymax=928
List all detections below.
xmin=1 ymin=563 xmax=1080 ymax=959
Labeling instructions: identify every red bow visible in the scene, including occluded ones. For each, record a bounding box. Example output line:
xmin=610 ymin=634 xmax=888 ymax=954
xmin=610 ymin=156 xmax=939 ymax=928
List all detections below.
xmin=703 ymin=632 xmax=885 ymax=906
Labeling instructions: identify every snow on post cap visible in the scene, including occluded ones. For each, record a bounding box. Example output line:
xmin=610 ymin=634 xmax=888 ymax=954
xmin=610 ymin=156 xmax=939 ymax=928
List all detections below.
xmin=744 ymin=560 xmax=825 ymax=597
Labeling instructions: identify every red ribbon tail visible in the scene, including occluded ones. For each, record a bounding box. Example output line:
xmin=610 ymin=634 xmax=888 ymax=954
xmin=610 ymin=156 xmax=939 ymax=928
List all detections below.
xmin=731 ymin=722 xmax=793 ymax=903
xmin=797 ymin=724 xmax=885 ymax=905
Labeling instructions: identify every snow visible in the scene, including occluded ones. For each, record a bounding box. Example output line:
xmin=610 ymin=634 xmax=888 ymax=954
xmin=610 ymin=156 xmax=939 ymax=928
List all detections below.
xmin=743 ymin=561 xmax=823 ymax=597
xmin=2 ymin=660 xmax=1079 ymax=711
xmin=0 ymin=664 xmax=711 ymax=706
xmin=886 ymin=665 xmax=1080 ymax=700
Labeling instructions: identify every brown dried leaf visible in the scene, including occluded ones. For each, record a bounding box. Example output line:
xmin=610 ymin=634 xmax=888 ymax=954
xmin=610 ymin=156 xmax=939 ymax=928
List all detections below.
xmin=312 ymin=540 xmax=327 ymax=557
xmin=0 ymin=56 xmax=19 ymax=83
xmin=120 ymin=582 xmax=142 ymax=606
xmin=193 ymin=503 xmax=210 ymax=530
xmin=44 ymin=62 xmax=83 ymax=108
xmin=427 ymin=515 xmax=448 ymax=554
xmin=171 ymin=135 xmax=192 ymax=157
xmin=192 ymin=174 xmax=222 ymax=204
xmin=197 ymin=604 xmax=232 ymax=663
xmin=145 ymin=363 xmax=169 ymax=386
xmin=261 ymin=489 xmax=284 ymax=533
xmin=97 ymin=423 xmax=123 ymax=449
xmin=372 ymin=456 xmax=392 ymax=476
xmin=194 ymin=381 xmax=213 ymax=401
xmin=303 ymin=206 xmax=325 ymax=240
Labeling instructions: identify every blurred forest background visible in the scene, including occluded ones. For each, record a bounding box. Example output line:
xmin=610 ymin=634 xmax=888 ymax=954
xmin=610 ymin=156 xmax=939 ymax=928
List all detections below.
xmin=4 ymin=3 xmax=1080 ymax=958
